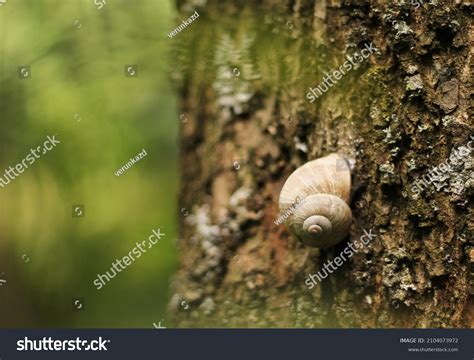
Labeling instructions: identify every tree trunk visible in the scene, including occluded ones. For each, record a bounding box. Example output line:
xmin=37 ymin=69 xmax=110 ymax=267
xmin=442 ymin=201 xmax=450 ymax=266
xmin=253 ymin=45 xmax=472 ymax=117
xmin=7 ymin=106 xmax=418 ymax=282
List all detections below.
xmin=169 ymin=0 xmax=473 ymax=328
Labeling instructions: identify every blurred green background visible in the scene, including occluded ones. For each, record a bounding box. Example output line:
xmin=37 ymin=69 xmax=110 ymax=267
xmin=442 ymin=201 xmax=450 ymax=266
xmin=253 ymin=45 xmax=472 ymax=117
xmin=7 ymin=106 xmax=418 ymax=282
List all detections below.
xmin=0 ymin=0 xmax=179 ymax=327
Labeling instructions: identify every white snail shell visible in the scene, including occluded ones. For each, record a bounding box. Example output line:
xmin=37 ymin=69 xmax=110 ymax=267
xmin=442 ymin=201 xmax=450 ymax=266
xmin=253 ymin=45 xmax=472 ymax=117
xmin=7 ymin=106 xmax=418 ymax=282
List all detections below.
xmin=278 ymin=153 xmax=352 ymax=248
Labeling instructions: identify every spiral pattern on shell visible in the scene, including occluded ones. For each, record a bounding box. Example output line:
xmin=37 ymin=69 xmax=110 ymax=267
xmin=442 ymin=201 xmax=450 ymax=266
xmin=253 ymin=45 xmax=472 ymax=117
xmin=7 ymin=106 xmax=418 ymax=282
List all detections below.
xmin=278 ymin=153 xmax=353 ymax=248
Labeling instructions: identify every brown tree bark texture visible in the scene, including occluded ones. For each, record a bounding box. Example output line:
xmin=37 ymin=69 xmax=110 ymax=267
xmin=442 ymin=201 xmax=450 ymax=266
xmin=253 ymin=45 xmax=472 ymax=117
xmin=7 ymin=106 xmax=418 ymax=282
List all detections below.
xmin=169 ymin=0 xmax=473 ymax=328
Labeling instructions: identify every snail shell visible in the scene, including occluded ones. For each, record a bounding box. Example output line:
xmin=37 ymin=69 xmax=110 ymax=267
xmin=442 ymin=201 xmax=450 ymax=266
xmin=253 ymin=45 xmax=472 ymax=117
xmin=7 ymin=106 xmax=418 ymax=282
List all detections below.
xmin=278 ymin=153 xmax=352 ymax=248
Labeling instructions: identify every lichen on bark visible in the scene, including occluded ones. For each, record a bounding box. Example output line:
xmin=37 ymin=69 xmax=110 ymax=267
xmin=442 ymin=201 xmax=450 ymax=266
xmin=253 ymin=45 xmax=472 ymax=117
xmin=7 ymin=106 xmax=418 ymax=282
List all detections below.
xmin=169 ymin=0 xmax=473 ymax=328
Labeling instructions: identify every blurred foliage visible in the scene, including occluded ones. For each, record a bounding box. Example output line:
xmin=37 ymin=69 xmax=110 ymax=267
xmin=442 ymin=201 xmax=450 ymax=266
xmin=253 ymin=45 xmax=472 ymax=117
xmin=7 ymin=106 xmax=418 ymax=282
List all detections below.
xmin=0 ymin=0 xmax=178 ymax=327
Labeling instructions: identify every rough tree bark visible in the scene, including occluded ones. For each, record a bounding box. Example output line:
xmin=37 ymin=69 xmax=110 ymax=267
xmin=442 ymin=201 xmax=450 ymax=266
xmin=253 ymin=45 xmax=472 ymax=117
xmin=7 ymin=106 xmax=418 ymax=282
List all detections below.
xmin=169 ymin=0 xmax=473 ymax=328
